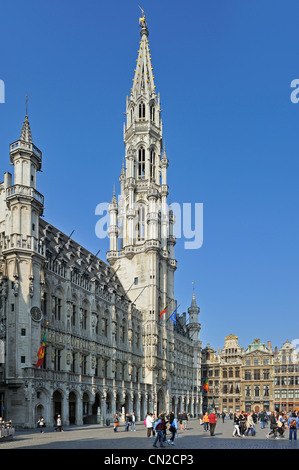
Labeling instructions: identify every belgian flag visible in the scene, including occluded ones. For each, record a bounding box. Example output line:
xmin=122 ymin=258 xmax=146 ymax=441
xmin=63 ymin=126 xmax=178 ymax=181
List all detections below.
xmin=203 ymin=378 xmax=209 ymax=392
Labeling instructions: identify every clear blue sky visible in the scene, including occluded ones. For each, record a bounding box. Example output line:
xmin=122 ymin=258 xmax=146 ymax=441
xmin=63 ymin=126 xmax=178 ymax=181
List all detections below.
xmin=0 ymin=0 xmax=298 ymax=351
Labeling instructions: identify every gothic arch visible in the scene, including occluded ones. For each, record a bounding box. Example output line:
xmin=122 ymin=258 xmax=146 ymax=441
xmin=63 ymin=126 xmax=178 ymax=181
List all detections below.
xmin=52 ymin=389 xmax=64 ymax=418
xmin=157 ymin=389 xmax=166 ymax=415
xmin=115 ymin=392 xmax=122 ymax=413
xmin=68 ymin=390 xmax=78 ymax=424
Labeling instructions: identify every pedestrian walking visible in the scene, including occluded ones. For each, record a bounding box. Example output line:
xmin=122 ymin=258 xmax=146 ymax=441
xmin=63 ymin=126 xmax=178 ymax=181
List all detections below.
xmin=37 ymin=416 xmax=45 ymax=433
xmin=113 ymin=414 xmax=119 ymax=432
xmin=178 ymin=412 xmax=183 ymax=430
xmin=153 ymin=413 xmax=166 ymax=448
xmin=221 ymin=411 xmax=226 ymax=423
xmin=203 ymin=412 xmax=209 ymax=432
xmin=287 ymin=412 xmax=299 ymax=441
xmin=54 ymin=414 xmax=64 ymax=432
xmin=239 ymin=411 xmax=247 ymax=436
xmin=182 ymin=411 xmax=188 ymax=430
xmin=244 ymin=412 xmax=255 ymax=436
xmin=259 ymin=410 xmax=266 ymax=429
xmin=53 ymin=412 xmax=59 ymax=427
xmin=125 ymin=413 xmax=132 ymax=431
xmin=130 ymin=412 xmax=136 ymax=431
xmin=167 ymin=412 xmax=178 ymax=446
xmin=276 ymin=412 xmax=285 ymax=438
xmin=208 ymin=410 xmax=217 ymax=436
xmin=146 ymin=412 xmax=154 ymax=437
xmin=266 ymin=412 xmax=278 ymax=439
xmin=232 ymin=412 xmax=241 ymax=437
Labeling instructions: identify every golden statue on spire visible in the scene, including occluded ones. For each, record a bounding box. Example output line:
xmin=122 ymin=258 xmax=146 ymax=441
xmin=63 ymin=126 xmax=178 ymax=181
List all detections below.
xmin=138 ymin=6 xmax=147 ymax=28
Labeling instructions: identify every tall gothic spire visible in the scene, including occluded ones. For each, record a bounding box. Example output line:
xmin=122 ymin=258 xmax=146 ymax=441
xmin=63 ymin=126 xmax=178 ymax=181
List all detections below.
xmin=131 ymin=11 xmax=156 ymax=100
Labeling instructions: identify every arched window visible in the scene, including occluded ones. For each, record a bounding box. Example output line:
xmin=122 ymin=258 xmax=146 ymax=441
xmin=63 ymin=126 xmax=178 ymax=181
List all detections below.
xmin=137 ymin=206 xmax=145 ymax=241
xmin=121 ymin=319 xmax=126 ymax=343
xmin=150 ymin=150 xmax=156 ymax=182
xmin=53 ymin=288 xmax=63 ymax=322
xmin=139 ymin=102 xmax=145 ymax=119
xmin=150 ymin=105 xmax=155 ymax=122
xmin=138 ymin=146 xmax=145 ymax=179
xmin=136 ymin=326 xmax=141 ymax=349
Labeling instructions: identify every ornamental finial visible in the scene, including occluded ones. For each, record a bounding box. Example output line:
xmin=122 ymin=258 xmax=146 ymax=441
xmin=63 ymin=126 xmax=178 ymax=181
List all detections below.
xmin=25 ymin=93 xmax=29 ymax=120
xmin=138 ymin=6 xmax=147 ymax=29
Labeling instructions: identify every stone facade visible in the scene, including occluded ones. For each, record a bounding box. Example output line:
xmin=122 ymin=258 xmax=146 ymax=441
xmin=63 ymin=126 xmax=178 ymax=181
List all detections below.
xmin=202 ymin=336 xmax=299 ymax=414
xmin=273 ymin=340 xmax=299 ymax=413
xmin=0 ymin=19 xmax=202 ymax=428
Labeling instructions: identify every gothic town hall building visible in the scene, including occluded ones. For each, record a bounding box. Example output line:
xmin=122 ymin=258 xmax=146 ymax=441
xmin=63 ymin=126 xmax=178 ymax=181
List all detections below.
xmin=0 ymin=18 xmax=202 ymax=427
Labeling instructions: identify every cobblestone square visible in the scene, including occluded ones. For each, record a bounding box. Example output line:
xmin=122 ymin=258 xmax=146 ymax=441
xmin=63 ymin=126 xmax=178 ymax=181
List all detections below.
xmin=1 ymin=418 xmax=298 ymax=452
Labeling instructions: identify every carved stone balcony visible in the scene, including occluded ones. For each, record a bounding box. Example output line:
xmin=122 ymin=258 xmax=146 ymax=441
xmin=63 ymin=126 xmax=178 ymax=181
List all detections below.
xmin=6 ymin=184 xmax=44 ymax=207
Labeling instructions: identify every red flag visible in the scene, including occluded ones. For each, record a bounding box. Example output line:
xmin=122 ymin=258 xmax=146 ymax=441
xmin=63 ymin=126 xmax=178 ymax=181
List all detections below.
xmin=159 ymin=303 xmax=169 ymax=318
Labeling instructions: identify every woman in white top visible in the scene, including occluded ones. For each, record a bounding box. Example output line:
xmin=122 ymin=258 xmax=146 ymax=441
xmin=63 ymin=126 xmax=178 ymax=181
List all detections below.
xmin=146 ymin=413 xmax=154 ymax=437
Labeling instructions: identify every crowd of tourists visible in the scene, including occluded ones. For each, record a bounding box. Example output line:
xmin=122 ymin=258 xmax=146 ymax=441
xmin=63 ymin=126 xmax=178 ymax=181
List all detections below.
xmin=265 ymin=411 xmax=299 ymax=440
xmin=0 ymin=417 xmax=13 ymax=429
xmin=198 ymin=408 xmax=299 ymax=441
xmin=145 ymin=411 xmax=180 ymax=447
xmin=0 ymin=417 xmax=14 ymax=440
xmin=113 ymin=409 xmax=190 ymax=447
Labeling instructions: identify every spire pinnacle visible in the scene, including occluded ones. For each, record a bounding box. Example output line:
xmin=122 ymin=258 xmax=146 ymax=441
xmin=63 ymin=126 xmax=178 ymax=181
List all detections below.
xmin=131 ymin=9 xmax=156 ymax=99
xmin=191 ymin=281 xmax=198 ymax=308
xmin=19 ymin=94 xmax=33 ymax=142
xmin=111 ymin=183 xmax=117 ymax=203
xmin=20 ymin=115 xmax=33 ymax=143
xmin=25 ymin=93 xmax=29 ymax=118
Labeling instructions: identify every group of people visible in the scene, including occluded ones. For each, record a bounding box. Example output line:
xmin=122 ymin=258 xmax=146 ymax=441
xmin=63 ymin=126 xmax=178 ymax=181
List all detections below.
xmin=232 ymin=411 xmax=257 ymax=437
xmin=200 ymin=411 xmax=218 ymax=435
xmin=266 ymin=411 xmax=299 ymax=441
xmin=0 ymin=417 xmax=14 ymax=440
xmin=113 ymin=412 xmax=136 ymax=432
xmin=37 ymin=408 xmax=299 ymax=443
xmin=145 ymin=412 xmax=178 ymax=447
xmin=36 ymin=413 xmax=64 ymax=433
xmin=0 ymin=417 xmax=13 ymax=429
xmin=231 ymin=409 xmax=299 ymax=441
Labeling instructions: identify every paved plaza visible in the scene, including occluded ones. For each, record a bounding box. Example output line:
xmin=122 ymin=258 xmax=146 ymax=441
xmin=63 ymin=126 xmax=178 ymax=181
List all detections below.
xmin=0 ymin=418 xmax=298 ymax=451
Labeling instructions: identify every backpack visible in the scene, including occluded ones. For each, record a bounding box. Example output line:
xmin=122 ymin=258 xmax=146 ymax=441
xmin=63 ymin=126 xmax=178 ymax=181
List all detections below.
xmin=156 ymin=420 xmax=165 ymax=431
xmin=290 ymin=419 xmax=297 ymax=429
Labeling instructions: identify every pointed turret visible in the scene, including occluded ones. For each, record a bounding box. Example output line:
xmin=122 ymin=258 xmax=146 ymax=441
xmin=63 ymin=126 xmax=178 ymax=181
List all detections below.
xmin=6 ymin=112 xmax=44 ymax=236
xmin=187 ymin=286 xmax=201 ymax=342
xmin=108 ymin=184 xmax=119 ymax=252
xmin=10 ymin=113 xmax=42 ymax=177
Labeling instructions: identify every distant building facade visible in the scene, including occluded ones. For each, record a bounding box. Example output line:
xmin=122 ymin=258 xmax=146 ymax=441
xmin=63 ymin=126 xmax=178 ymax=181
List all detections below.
xmin=273 ymin=340 xmax=299 ymax=413
xmin=202 ymin=336 xmax=299 ymax=414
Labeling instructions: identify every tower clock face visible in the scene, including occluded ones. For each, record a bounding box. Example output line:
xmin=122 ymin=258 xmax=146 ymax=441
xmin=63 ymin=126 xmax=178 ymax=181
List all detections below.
xmin=31 ymin=306 xmax=42 ymax=322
